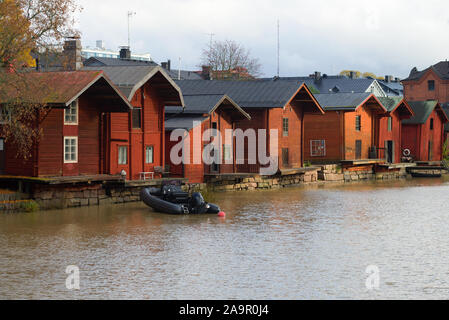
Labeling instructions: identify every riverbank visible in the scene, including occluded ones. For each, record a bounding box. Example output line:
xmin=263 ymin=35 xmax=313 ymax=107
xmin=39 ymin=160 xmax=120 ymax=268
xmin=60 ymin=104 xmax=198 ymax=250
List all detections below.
xmin=0 ymin=163 xmax=447 ymax=212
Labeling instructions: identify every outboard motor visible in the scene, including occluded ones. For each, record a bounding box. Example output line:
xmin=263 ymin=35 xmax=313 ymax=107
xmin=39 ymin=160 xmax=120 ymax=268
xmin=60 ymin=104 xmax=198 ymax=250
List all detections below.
xmin=189 ymin=192 xmax=208 ymax=214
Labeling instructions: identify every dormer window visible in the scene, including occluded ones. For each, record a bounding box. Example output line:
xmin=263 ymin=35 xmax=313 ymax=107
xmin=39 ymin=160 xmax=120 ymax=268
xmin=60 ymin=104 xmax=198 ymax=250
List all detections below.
xmin=64 ymin=100 xmax=78 ymax=125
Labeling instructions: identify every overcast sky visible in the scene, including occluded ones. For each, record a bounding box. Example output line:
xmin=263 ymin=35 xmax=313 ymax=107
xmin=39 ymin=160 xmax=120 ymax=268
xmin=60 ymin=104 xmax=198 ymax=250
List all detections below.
xmin=76 ymin=0 xmax=449 ymax=78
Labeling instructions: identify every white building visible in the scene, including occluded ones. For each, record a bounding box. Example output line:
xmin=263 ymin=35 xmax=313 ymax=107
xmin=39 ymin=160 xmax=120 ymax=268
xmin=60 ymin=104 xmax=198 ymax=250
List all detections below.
xmin=82 ymin=40 xmax=152 ymax=62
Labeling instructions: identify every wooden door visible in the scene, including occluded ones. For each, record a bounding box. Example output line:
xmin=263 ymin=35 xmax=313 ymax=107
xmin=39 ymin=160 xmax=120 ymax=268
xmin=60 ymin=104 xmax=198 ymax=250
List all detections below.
xmin=355 ymin=140 xmax=362 ymax=159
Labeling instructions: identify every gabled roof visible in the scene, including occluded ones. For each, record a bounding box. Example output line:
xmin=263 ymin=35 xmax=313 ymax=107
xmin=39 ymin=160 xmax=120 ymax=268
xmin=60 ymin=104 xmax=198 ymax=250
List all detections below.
xmin=0 ymin=70 xmax=132 ymax=111
xmin=377 ymin=96 xmax=412 ymax=114
xmin=174 ymin=79 xmax=323 ymax=113
xmin=377 ymin=81 xmax=403 ymax=96
xmin=83 ymin=56 xmax=158 ymax=67
xmin=403 ymin=61 xmax=449 ymax=81
xmin=313 ymin=93 xmax=386 ymax=112
xmin=83 ymin=65 xmax=184 ymax=106
xmin=165 ymin=94 xmax=250 ymax=119
xmin=403 ymin=101 xmax=449 ymax=124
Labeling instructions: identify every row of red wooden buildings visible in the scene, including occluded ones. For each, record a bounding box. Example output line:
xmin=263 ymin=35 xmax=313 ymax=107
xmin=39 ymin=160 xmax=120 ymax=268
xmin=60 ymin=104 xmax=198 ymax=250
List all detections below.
xmin=1 ymin=40 xmax=448 ymax=184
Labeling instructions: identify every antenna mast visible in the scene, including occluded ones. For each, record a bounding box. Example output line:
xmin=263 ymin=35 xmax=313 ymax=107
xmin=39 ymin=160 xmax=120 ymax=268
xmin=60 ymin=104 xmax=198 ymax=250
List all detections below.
xmin=127 ymin=11 xmax=136 ymax=48
xmin=277 ymin=19 xmax=280 ymax=77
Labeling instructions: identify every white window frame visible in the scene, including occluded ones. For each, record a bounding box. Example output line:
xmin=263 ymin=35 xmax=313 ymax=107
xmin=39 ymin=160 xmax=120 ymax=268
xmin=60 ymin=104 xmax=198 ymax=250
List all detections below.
xmin=118 ymin=145 xmax=128 ymax=165
xmin=64 ymin=100 xmax=78 ymax=125
xmin=310 ymin=140 xmax=326 ymax=157
xmin=223 ymin=144 xmax=232 ymax=162
xmin=64 ymin=136 xmax=78 ymax=164
xmin=145 ymin=146 xmax=154 ymax=164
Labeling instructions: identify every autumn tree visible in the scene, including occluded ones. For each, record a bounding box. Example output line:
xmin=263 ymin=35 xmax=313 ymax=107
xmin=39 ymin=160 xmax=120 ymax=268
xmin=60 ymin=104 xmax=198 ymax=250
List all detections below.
xmin=0 ymin=0 xmax=81 ymax=158
xmin=201 ymin=39 xmax=262 ymax=80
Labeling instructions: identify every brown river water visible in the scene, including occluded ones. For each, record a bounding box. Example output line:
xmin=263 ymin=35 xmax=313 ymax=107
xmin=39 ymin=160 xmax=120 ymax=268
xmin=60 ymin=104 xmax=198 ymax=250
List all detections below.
xmin=1 ymin=178 xmax=449 ymax=300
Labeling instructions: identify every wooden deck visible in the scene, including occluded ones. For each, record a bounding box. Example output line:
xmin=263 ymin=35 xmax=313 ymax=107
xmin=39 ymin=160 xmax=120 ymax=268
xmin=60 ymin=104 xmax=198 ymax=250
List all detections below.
xmin=340 ymin=159 xmax=385 ymax=166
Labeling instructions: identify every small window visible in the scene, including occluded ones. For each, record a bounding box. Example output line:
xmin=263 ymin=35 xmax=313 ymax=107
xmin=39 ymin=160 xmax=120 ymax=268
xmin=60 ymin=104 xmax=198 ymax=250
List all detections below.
xmin=428 ymin=80 xmax=435 ymax=91
xmin=430 ymin=118 xmax=434 ymax=131
xmin=0 ymin=107 xmax=11 ymax=124
xmin=283 ymin=118 xmax=289 ymax=137
xmin=211 ymin=122 xmax=218 ymax=137
xmin=356 ymin=116 xmax=362 ymax=131
xmin=223 ymin=144 xmax=232 ymax=162
xmin=145 ymin=146 xmax=154 ymax=164
xmin=64 ymin=100 xmax=78 ymax=124
xmin=310 ymin=140 xmax=326 ymax=157
xmin=282 ymin=148 xmax=289 ymax=166
xmin=132 ymin=108 xmax=142 ymax=129
xmin=388 ymin=117 xmax=393 ymax=132
xmin=118 ymin=146 xmax=128 ymax=165
xmin=64 ymin=137 xmax=78 ymax=163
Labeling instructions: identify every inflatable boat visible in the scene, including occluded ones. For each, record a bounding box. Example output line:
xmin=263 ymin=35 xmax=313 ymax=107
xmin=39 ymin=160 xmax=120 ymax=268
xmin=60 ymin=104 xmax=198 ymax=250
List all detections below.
xmin=140 ymin=184 xmax=221 ymax=215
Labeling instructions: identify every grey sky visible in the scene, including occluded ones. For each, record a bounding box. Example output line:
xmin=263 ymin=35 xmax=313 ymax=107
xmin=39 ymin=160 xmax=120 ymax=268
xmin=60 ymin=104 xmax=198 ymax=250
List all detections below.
xmin=76 ymin=0 xmax=449 ymax=78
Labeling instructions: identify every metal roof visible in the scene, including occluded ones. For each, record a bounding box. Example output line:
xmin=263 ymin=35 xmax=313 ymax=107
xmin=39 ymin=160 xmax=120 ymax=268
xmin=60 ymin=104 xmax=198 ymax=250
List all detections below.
xmin=83 ymin=65 xmax=184 ymax=106
xmin=174 ymin=79 xmax=308 ymax=109
xmin=377 ymin=96 xmax=404 ymax=112
xmin=313 ymin=92 xmax=374 ymax=111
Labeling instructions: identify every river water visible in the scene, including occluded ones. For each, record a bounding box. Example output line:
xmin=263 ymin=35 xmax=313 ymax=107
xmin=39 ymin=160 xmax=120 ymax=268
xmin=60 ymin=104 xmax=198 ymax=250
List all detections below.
xmin=1 ymin=178 xmax=449 ymax=300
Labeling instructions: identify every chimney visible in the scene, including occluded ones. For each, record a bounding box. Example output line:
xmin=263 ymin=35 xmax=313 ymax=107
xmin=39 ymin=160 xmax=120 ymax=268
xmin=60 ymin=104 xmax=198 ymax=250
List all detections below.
xmin=120 ymin=46 xmax=131 ymax=60
xmin=314 ymin=71 xmax=322 ymax=82
xmin=63 ymin=36 xmax=83 ymax=71
xmin=161 ymin=62 xmax=168 ymax=70
xmin=167 ymin=59 xmax=171 ymax=71
xmin=201 ymin=65 xmax=211 ymax=80
xmin=349 ymin=71 xmax=356 ymax=79
xmin=385 ymin=75 xmax=393 ymax=83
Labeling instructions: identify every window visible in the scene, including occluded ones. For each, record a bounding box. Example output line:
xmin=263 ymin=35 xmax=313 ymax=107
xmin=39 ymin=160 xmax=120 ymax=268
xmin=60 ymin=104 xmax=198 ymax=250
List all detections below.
xmin=118 ymin=146 xmax=128 ymax=165
xmin=283 ymin=118 xmax=289 ymax=137
xmin=355 ymin=140 xmax=362 ymax=159
xmin=211 ymin=122 xmax=218 ymax=136
xmin=428 ymin=80 xmax=435 ymax=91
xmin=355 ymin=116 xmax=362 ymax=131
xmin=282 ymin=148 xmax=289 ymax=166
xmin=132 ymin=108 xmax=142 ymax=129
xmin=387 ymin=117 xmax=393 ymax=132
xmin=310 ymin=140 xmax=326 ymax=157
xmin=0 ymin=107 xmax=11 ymax=124
xmin=64 ymin=137 xmax=78 ymax=163
xmin=430 ymin=118 xmax=434 ymax=131
xmin=64 ymin=100 xmax=78 ymax=124
xmin=145 ymin=146 xmax=154 ymax=164
xmin=223 ymin=144 xmax=232 ymax=162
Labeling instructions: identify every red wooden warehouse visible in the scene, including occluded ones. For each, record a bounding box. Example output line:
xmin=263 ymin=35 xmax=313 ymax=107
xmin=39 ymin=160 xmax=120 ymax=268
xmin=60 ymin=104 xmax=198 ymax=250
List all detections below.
xmin=0 ymin=71 xmax=132 ymax=177
xmin=174 ymin=80 xmax=324 ymax=174
xmin=165 ymin=94 xmax=251 ymax=183
xmin=303 ymin=93 xmax=387 ymax=163
xmin=84 ymin=65 xmax=184 ymax=180
xmin=376 ymin=97 xmax=414 ymax=163
xmin=401 ymin=101 xmax=448 ymax=162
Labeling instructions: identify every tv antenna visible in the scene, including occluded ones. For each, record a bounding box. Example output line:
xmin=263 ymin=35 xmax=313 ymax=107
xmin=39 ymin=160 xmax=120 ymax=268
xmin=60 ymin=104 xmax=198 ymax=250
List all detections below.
xmin=277 ymin=19 xmax=280 ymax=77
xmin=127 ymin=11 xmax=136 ymax=48
xmin=205 ymin=33 xmax=215 ymax=50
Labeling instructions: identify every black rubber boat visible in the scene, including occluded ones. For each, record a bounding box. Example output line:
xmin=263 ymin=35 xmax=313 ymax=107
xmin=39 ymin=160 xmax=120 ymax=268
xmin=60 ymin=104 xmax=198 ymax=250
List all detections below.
xmin=140 ymin=184 xmax=221 ymax=215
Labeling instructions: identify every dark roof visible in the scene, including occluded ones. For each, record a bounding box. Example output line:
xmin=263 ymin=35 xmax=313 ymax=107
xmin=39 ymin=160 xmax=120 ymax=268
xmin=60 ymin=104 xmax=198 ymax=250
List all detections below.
xmin=83 ymin=65 xmax=184 ymax=106
xmin=403 ymin=61 xmax=449 ymax=81
xmin=402 ymin=101 xmax=441 ymax=124
xmin=83 ymin=56 xmax=158 ymax=67
xmin=0 ymin=70 xmax=132 ymax=111
xmin=377 ymin=81 xmax=403 ymax=96
xmin=262 ymin=76 xmax=379 ymax=94
xmin=313 ymin=93 xmax=375 ymax=111
xmin=174 ymin=79 xmax=310 ymax=109
xmin=377 ymin=97 xmax=404 ymax=112
xmin=165 ymin=115 xmax=208 ymax=131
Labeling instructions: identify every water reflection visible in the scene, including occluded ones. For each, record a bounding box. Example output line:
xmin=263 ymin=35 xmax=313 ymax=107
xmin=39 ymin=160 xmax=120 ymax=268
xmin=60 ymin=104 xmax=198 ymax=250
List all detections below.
xmin=1 ymin=178 xmax=449 ymax=299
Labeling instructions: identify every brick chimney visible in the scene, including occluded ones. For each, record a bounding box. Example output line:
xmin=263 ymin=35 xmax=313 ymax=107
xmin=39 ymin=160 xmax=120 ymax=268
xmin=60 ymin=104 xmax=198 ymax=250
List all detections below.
xmin=120 ymin=46 xmax=131 ymax=60
xmin=385 ymin=75 xmax=393 ymax=83
xmin=201 ymin=65 xmax=211 ymax=80
xmin=63 ymin=36 xmax=83 ymax=71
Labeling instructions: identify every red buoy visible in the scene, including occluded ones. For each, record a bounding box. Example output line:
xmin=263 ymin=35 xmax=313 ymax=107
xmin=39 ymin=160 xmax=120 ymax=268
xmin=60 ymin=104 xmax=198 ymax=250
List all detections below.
xmin=218 ymin=212 xmax=226 ymax=218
